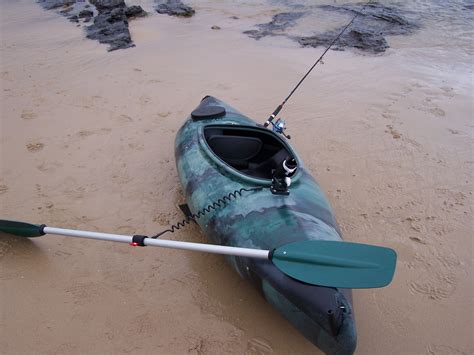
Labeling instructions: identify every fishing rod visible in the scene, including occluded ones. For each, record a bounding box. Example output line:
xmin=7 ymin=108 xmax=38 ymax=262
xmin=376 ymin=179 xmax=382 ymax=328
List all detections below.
xmin=263 ymin=1 xmax=372 ymax=130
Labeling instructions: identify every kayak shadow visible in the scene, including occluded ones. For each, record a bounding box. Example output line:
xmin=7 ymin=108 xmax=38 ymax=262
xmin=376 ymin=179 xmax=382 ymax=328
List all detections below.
xmin=184 ymin=233 xmax=314 ymax=353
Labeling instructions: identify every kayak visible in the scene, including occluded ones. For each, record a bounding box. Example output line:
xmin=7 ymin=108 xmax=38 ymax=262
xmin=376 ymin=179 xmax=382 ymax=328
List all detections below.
xmin=175 ymin=96 xmax=357 ymax=354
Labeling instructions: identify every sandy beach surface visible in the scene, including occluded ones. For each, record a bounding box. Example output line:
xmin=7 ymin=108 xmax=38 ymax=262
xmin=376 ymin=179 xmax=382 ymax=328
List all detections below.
xmin=1 ymin=0 xmax=472 ymax=354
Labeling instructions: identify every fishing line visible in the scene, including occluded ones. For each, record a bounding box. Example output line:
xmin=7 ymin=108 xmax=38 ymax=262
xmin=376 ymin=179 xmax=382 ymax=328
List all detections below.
xmin=151 ymin=186 xmax=265 ymax=238
xmin=263 ymin=1 xmax=373 ymax=128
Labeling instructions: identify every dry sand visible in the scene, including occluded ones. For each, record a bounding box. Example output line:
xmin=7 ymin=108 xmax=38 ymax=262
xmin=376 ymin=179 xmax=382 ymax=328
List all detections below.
xmin=1 ymin=1 xmax=473 ymax=354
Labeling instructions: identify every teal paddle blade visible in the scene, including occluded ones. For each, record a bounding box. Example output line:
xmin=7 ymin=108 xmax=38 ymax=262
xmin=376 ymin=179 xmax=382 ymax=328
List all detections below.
xmin=271 ymin=240 xmax=397 ymax=289
xmin=0 ymin=220 xmax=44 ymax=237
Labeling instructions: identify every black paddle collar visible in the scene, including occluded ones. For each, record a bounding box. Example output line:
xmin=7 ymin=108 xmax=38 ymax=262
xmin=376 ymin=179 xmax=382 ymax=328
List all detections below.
xmin=39 ymin=224 xmax=47 ymax=235
xmin=268 ymin=248 xmax=275 ymax=261
xmin=131 ymin=235 xmax=148 ymax=247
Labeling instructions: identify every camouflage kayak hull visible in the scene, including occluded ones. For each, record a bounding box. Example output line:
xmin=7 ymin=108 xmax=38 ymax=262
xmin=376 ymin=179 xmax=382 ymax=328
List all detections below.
xmin=175 ymin=96 xmax=357 ymax=354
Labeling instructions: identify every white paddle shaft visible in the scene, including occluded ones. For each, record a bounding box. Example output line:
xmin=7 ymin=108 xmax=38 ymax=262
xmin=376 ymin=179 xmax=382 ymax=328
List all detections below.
xmin=43 ymin=227 xmax=270 ymax=259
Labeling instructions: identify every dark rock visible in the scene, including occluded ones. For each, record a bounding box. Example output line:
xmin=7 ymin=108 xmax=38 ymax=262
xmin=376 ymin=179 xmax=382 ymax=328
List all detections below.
xmin=125 ymin=5 xmax=147 ymax=18
xmin=89 ymin=0 xmax=125 ymax=11
xmin=297 ymin=28 xmax=389 ymax=53
xmin=38 ymin=0 xmax=75 ymax=10
xmin=36 ymin=0 xmax=145 ymax=51
xmin=230 ymin=16 xmax=239 ymax=20
xmin=296 ymin=3 xmax=420 ymax=53
xmin=155 ymin=0 xmax=195 ymax=17
xmin=319 ymin=3 xmax=418 ymax=36
xmin=68 ymin=14 xmax=79 ymax=22
xmin=243 ymin=12 xmax=306 ymax=40
xmin=211 ymin=25 xmax=221 ymax=30
xmin=86 ymin=7 xmax=134 ymax=51
xmin=243 ymin=3 xmax=419 ymax=53
xmin=108 ymin=7 xmax=126 ymax=22
xmin=78 ymin=9 xmax=94 ymax=18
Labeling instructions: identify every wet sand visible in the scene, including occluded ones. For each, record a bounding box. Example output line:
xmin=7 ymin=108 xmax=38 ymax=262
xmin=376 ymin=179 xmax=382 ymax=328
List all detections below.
xmin=1 ymin=1 xmax=473 ymax=354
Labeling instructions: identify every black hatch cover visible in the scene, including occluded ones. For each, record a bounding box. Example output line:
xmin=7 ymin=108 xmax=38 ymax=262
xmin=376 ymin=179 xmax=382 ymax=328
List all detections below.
xmin=191 ymin=106 xmax=226 ymax=120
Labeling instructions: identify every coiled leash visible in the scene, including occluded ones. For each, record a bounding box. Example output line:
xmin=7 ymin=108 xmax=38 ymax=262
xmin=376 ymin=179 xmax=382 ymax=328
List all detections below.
xmin=150 ymin=186 xmax=265 ymax=239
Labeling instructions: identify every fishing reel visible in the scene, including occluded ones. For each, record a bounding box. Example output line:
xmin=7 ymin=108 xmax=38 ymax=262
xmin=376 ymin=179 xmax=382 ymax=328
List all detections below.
xmin=270 ymin=118 xmax=291 ymax=139
xmin=270 ymin=156 xmax=297 ymax=195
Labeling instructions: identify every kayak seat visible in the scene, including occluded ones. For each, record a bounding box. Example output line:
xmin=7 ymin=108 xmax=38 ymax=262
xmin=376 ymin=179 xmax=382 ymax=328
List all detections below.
xmin=249 ymin=149 xmax=288 ymax=176
xmin=204 ymin=126 xmax=293 ymax=179
xmin=208 ymin=135 xmax=263 ymax=169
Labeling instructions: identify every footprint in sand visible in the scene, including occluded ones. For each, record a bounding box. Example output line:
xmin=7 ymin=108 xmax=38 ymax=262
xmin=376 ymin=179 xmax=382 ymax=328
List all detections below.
xmin=0 ymin=184 xmax=8 ymax=194
xmin=429 ymin=107 xmax=446 ymax=117
xmin=152 ymin=212 xmax=172 ymax=225
xmin=21 ymin=110 xmax=37 ymax=119
xmin=407 ymin=251 xmax=459 ymax=301
xmin=409 ymin=236 xmax=426 ymax=244
xmin=128 ymin=142 xmax=144 ymax=151
xmin=26 ymin=142 xmax=44 ymax=152
xmin=76 ymin=130 xmax=94 ymax=138
xmin=116 ymin=114 xmax=133 ymax=123
xmin=216 ymin=83 xmax=230 ymax=90
xmin=37 ymin=160 xmax=62 ymax=172
xmin=246 ymin=338 xmax=274 ymax=354
xmin=158 ymin=111 xmax=171 ymax=118
xmin=440 ymin=86 xmax=455 ymax=98
xmin=427 ymin=343 xmax=465 ymax=354
xmin=385 ymin=125 xmax=401 ymax=139
xmin=65 ymin=281 xmax=104 ymax=306
xmin=139 ymin=95 xmax=151 ymax=105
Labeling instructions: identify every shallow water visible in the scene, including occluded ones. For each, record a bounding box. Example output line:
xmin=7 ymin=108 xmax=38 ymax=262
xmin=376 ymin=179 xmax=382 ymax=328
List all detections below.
xmin=177 ymin=0 xmax=474 ymax=82
xmin=196 ymin=0 xmax=474 ymax=45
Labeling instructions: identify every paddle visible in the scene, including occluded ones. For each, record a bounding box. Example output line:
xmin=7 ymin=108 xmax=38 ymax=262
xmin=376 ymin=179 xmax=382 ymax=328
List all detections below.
xmin=0 ymin=219 xmax=396 ymax=288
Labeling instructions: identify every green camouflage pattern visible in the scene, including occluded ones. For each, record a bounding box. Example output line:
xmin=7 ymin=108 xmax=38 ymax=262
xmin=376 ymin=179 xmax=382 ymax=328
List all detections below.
xmin=175 ymin=96 xmax=356 ymax=354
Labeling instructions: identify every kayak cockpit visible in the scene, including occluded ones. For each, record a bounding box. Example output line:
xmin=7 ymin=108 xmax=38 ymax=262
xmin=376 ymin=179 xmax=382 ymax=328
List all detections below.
xmin=203 ymin=125 xmax=294 ymax=179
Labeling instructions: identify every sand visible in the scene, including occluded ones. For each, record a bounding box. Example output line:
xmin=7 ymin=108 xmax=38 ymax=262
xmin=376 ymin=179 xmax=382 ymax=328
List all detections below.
xmin=1 ymin=1 xmax=473 ymax=354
